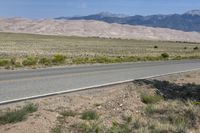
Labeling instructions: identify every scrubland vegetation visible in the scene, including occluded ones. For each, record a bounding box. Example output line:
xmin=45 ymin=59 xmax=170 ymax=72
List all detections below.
xmin=0 ymin=32 xmax=200 ymax=69
xmin=0 ymin=104 xmax=37 ymax=124
xmin=50 ymin=80 xmax=200 ymax=133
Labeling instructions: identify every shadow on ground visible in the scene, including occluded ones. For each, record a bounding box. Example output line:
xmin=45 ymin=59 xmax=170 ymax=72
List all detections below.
xmin=134 ymin=79 xmax=200 ymax=101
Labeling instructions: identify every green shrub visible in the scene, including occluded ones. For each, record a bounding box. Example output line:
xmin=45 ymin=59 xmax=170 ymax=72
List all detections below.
xmin=81 ymin=110 xmax=99 ymax=120
xmin=0 ymin=59 xmax=10 ymax=67
xmin=154 ymin=46 xmax=158 ymax=49
xmin=0 ymin=110 xmax=25 ymax=124
xmin=39 ymin=58 xmax=52 ymax=66
xmin=22 ymin=103 xmax=38 ymax=113
xmin=140 ymin=93 xmax=163 ymax=104
xmin=52 ymin=54 xmax=66 ymax=64
xmin=22 ymin=57 xmax=38 ymax=66
xmin=161 ymin=53 xmax=169 ymax=59
xmin=0 ymin=104 xmax=37 ymax=124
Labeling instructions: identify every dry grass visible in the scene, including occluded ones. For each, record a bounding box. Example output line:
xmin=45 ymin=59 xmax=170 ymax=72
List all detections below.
xmin=0 ymin=32 xmax=200 ymax=69
xmin=0 ymin=32 xmax=200 ymax=58
xmin=0 ymin=104 xmax=37 ymax=125
xmin=51 ymin=84 xmax=200 ymax=133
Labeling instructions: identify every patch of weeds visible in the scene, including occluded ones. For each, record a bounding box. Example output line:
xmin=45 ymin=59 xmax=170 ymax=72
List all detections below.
xmin=108 ymin=121 xmax=131 ymax=133
xmin=22 ymin=57 xmax=38 ymax=66
xmin=10 ymin=58 xmax=16 ymax=66
xmin=22 ymin=103 xmax=38 ymax=113
xmin=167 ymin=108 xmax=198 ymax=130
xmin=51 ymin=126 xmax=61 ymax=133
xmin=148 ymin=126 xmax=171 ymax=133
xmin=184 ymin=108 xmax=197 ymax=128
xmin=81 ymin=110 xmax=99 ymax=120
xmin=0 ymin=58 xmax=22 ymax=69
xmin=173 ymin=56 xmax=182 ymax=60
xmin=78 ymin=122 xmax=102 ymax=133
xmin=72 ymin=55 xmax=165 ymax=65
xmin=60 ymin=110 xmax=77 ymax=117
xmin=39 ymin=57 xmax=52 ymax=66
xmin=0 ymin=59 xmax=10 ymax=67
xmin=145 ymin=105 xmax=157 ymax=115
xmin=72 ymin=57 xmax=90 ymax=64
xmin=192 ymin=101 xmax=200 ymax=105
xmin=132 ymin=119 xmax=143 ymax=129
xmin=168 ymin=115 xmax=187 ymax=132
xmin=0 ymin=104 xmax=38 ymax=124
xmin=14 ymin=62 xmax=22 ymax=68
xmin=140 ymin=93 xmax=163 ymax=104
xmin=52 ymin=54 xmax=66 ymax=64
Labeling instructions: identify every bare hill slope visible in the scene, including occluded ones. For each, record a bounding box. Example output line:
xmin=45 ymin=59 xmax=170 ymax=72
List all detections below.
xmin=0 ymin=18 xmax=200 ymax=42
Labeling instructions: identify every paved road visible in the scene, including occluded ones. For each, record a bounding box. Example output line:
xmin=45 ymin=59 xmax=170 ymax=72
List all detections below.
xmin=0 ymin=60 xmax=200 ymax=104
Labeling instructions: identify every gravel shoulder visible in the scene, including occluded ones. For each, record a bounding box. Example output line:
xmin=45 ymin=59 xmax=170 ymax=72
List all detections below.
xmin=0 ymin=70 xmax=200 ymax=133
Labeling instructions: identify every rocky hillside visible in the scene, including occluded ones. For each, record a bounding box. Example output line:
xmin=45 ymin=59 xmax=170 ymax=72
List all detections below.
xmin=0 ymin=18 xmax=200 ymax=42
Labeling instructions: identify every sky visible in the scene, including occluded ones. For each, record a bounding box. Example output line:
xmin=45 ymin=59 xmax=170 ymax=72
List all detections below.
xmin=0 ymin=0 xmax=200 ymax=19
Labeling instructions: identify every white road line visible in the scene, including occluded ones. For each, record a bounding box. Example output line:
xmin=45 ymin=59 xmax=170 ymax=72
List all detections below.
xmin=0 ymin=68 xmax=200 ymax=105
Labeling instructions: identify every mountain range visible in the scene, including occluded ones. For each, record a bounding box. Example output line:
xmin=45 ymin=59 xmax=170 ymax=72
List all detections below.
xmin=56 ymin=10 xmax=200 ymax=32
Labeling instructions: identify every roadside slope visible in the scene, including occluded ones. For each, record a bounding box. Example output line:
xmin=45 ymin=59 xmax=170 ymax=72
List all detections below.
xmin=0 ymin=70 xmax=199 ymax=133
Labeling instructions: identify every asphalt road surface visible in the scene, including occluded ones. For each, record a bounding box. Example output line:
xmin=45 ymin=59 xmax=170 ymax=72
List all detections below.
xmin=0 ymin=60 xmax=200 ymax=104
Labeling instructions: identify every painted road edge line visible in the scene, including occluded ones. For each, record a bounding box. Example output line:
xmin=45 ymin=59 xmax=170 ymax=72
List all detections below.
xmin=0 ymin=67 xmax=200 ymax=105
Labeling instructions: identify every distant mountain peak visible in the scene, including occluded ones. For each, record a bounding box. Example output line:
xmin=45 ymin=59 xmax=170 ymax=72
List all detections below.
xmin=185 ymin=10 xmax=200 ymax=16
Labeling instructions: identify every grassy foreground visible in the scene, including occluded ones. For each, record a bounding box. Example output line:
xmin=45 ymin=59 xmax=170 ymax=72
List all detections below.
xmin=0 ymin=32 xmax=200 ymax=69
xmin=0 ymin=104 xmax=37 ymax=124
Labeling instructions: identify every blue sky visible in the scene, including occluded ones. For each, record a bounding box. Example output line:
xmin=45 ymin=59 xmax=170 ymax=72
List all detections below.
xmin=0 ymin=0 xmax=200 ymax=18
